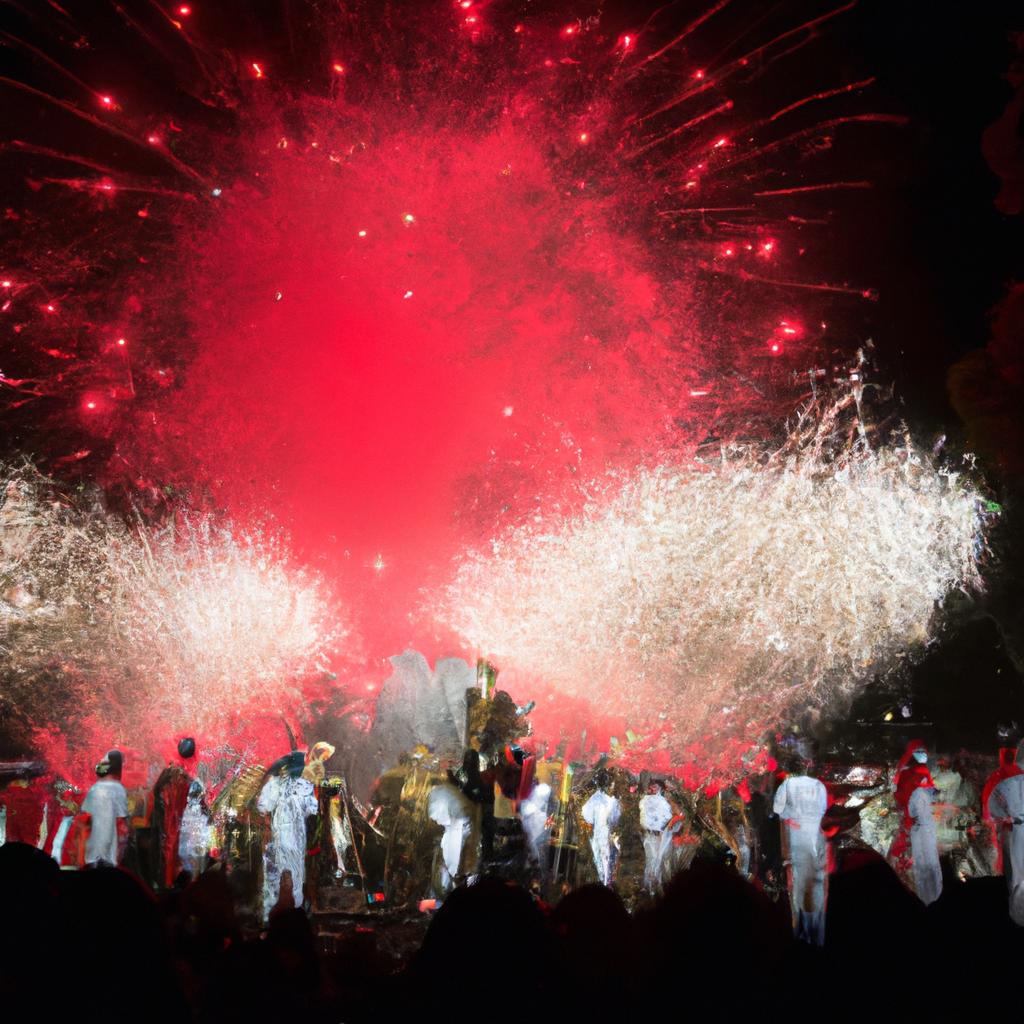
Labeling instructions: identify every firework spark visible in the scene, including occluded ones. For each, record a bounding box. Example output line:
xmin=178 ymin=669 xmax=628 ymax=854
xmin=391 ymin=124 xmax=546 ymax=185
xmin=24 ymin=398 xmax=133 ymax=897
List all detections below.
xmin=441 ymin=395 xmax=989 ymax=767
xmin=0 ymin=1 xmax=955 ymax=768
xmin=0 ymin=465 xmax=345 ymax=741
xmin=0 ymin=1 xmax=902 ymax=644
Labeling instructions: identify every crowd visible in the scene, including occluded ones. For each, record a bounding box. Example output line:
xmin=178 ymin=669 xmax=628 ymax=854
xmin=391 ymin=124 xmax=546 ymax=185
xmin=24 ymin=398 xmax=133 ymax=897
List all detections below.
xmin=2 ymin=714 xmax=1024 ymax=1022
xmin=2 ymin=836 xmax=1022 ymax=1023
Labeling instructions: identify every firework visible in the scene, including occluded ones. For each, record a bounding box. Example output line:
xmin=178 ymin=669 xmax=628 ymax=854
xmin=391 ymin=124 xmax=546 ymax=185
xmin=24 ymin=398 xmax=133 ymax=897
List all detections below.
xmin=441 ymin=395 xmax=989 ymax=765
xmin=0 ymin=2 xmax=974 ymax=770
xmin=0 ymin=464 xmax=345 ymax=740
xmin=0 ymin=1 xmax=903 ymax=648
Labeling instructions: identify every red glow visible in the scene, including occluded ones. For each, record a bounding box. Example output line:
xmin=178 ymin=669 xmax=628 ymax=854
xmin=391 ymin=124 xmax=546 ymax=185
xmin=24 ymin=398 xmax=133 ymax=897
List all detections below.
xmin=137 ymin=118 xmax=697 ymax=676
xmin=1 ymin=280 xmax=11 ymax=288
xmin=44 ymin=303 xmax=56 ymax=313
xmin=4 ymin=0 xmax=894 ymax=779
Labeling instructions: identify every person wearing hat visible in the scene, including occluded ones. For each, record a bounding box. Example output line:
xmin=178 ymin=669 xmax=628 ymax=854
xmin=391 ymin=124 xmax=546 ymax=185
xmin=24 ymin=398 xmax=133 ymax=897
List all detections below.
xmin=257 ymin=750 xmax=318 ymax=921
xmin=81 ymin=751 xmax=129 ymax=867
xmin=152 ymin=737 xmax=198 ymax=889
xmin=889 ymin=740 xmax=942 ymax=906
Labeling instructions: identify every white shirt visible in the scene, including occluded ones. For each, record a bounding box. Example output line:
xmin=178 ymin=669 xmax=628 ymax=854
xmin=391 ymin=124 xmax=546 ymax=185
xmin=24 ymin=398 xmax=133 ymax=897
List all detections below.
xmin=639 ymin=792 xmax=673 ymax=832
xmin=581 ymin=790 xmax=621 ymax=832
xmin=82 ymin=779 xmax=128 ymax=865
xmin=989 ymin=774 xmax=1024 ymax=824
xmin=773 ymin=774 xmax=827 ymax=824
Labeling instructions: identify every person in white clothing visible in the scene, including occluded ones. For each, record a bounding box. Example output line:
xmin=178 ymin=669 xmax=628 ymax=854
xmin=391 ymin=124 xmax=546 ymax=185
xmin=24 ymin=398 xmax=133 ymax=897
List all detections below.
xmin=257 ymin=751 xmax=318 ymax=921
xmin=519 ymin=780 xmax=552 ymax=873
xmin=987 ymin=740 xmax=1024 ymax=924
xmin=48 ymin=779 xmax=80 ymax=866
xmin=581 ymin=772 xmax=621 ymax=887
xmin=178 ymin=779 xmax=211 ymax=879
xmin=81 ymin=750 xmax=129 ymax=867
xmin=773 ymin=761 xmax=828 ymax=946
xmin=428 ymin=781 xmax=476 ymax=893
xmin=639 ymin=779 xmax=673 ymax=893
xmin=907 ymin=783 xmax=942 ymax=906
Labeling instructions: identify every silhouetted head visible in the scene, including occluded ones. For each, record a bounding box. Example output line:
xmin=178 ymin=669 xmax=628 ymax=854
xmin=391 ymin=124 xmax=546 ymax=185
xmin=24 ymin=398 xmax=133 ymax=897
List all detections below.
xmin=96 ymin=749 xmax=123 ymax=779
xmin=177 ymin=737 xmax=196 ymax=759
xmin=268 ymin=750 xmax=306 ymax=778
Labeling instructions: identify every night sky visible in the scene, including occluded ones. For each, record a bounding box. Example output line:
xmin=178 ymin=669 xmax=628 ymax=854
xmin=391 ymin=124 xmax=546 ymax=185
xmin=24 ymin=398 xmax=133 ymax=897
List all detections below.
xmin=1 ymin=0 xmax=1022 ymax=766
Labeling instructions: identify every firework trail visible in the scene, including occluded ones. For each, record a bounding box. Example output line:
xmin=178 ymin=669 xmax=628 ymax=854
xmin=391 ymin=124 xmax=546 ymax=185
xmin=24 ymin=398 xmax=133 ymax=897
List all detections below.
xmin=0 ymin=2 xmax=898 ymax=532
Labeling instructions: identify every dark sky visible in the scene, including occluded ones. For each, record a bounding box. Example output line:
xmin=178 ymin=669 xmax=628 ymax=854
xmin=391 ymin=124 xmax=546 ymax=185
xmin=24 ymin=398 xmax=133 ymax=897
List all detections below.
xmin=2 ymin=0 xmax=1021 ymax=759
xmin=852 ymin=0 xmax=1022 ymax=424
